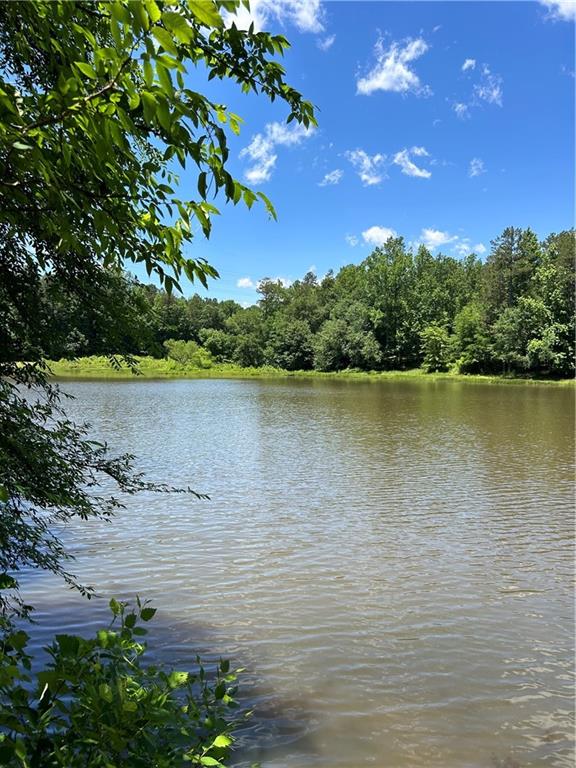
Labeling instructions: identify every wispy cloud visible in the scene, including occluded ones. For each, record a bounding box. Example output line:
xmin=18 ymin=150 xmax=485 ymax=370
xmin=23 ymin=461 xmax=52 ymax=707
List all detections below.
xmin=539 ymin=0 xmax=576 ymax=20
xmin=462 ymin=58 xmax=476 ymax=72
xmin=240 ymin=121 xmax=314 ymax=184
xmin=453 ymin=102 xmax=469 ymax=119
xmin=454 ymin=62 xmax=503 ymax=118
xmin=362 ymin=226 xmax=398 ymax=246
xmin=469 ymin=158 xmax=486 ymax=178
xmin=237 ymin=277 xmax=256 ymax=289
xmin=259 ymin=276 xmax=293 ymax=288
xmin=357 ymin=36 xmax=431 ymax=96
xmin=474 ymin=65 xmax=503 ymax=106
xmin=224 ymin=0 xmax=324 ymax=33
xmin=420 ymin=228 xmax=458 ymax=250
xmin=318 ymin=168 xmax=343 ymax=186
xmin=317 ymin=33 xmax=336 ymax=51
xmin=345 ymin=234 xmax=359 ymax=247
xmin=346 ymin=149 xmax=387 ymax=186
xmin=393 ymin=146 xmax=432 ymax=178
xmin=453 ymin=239 xmax=487 ymax=256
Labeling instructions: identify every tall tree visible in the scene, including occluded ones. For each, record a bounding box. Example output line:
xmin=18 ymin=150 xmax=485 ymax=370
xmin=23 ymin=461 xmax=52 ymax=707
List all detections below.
xmin=0 ymin=0 xmax=316 ymax=614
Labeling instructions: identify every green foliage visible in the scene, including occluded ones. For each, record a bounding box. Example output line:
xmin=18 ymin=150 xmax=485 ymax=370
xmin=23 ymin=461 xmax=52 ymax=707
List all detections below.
xmin=420 ymin=325 xmax=453 ymax=372
xmin=164 ymin=339 xmax=213 ymax=368
xmin=199 ymin=329 xmax=237 ymax=363
xmin=453 ymin=303 xmax=491 ymax=374
xmin=36 ymin=228 xmax=575 ymax=380
xmin=0 ymin=600 xmax=239 ymax=767
xmin=266 ymin=317 xmax=313 ymax=370
xmin=0 ymin=0 xmax=317 ymax=612
xmin=0 ymin=0 xmax=316 ymax=293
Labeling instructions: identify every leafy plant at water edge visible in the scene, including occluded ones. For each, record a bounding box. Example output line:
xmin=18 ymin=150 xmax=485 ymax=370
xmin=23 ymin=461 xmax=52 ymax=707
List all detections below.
xmin=0 ymin=599 xmax=239 ymax=767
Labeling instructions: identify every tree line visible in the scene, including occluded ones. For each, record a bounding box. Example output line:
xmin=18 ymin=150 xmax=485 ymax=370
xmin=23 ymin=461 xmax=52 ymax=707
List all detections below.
xmin=43 ymin=227 xmax=575 ymax=378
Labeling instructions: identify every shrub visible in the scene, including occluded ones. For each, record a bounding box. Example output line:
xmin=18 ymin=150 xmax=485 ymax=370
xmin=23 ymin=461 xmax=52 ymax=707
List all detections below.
xmin=0 ymin=599 xmax=238 ymax=767
xmin=164 ymin=340 xmax=213 ymax=368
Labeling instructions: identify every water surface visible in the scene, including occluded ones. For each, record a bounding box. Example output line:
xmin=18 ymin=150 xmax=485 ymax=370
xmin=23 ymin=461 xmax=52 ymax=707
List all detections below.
xmin=22 ymin=378 xmax=575 ymax=767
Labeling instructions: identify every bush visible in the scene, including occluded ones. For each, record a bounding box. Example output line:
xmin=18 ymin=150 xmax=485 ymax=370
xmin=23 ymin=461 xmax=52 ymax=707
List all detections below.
xmin=164 ymin=339 xmax=213 ymax=368
xmin=420 ymin=324 xmax=453 ymax=372
xmin=0 ymin=599 xmax=239 ymax=767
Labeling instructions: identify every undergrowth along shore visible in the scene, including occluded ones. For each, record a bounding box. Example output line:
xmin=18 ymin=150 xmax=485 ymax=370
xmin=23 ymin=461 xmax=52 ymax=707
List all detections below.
xmin=47 ymin=356 xmax=574 ymax=386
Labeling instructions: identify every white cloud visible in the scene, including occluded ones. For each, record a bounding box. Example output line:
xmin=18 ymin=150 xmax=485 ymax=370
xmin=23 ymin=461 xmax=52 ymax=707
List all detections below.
xmin=539 ymin=0 xmax=576 ymax=20
xmin=474 ymin=65 xmax=503 ymax=106
xmin=453 ymin=239 xmax=488 ymax=257
xmin=318 ymin=168 xmax=343 ymax=186
xmin=453 ymin=63 xmax=503 ymax=118
xmin=240 ymin=121 xmax=314 ymax=184
xmin=356 ymin=36 xmax=431 ymax=96
xmin=237 ymin=277 xmax=256 ymax=289
xmin=469 ymin=158 xmax=486 ymax=177
xmin=453 ymin=102 xmax=469 ymax=119
xmin=317 ymin=33 xmax=335 ymax=51
xmin=393 ymin=146 xmax=432 ymax=178
xmin=224 ymin=0 xmax=324 ymax=33
xmin=462 ymin=58 xmax=476 ymax=72
xmin=258 ymin=276 xmax=293 ymax=288
xmin=345 ymin=234 xmax=359 ymax=247
xmin=453 ymin=241 xmax=470 ymax=257
xmin=420 ymin=228 xmax=458 ymax=250
xmin=346 ymin=149 xmax=387 ymax=186
xmin=362 ymin=226 xmax=398 ymax=247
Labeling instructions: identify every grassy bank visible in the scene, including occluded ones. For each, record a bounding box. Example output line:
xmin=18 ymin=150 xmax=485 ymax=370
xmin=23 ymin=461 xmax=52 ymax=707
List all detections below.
xmin=47 ymin=356 xmax=575 ymax=386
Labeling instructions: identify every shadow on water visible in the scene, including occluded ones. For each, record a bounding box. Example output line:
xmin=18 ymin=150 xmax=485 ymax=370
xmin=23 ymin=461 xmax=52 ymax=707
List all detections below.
xmin=18 ymin=584 xmax=320 ymax=767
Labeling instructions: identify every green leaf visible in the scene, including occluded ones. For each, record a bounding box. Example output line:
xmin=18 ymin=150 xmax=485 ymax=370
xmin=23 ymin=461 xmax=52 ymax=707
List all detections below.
xmin=152 ymin=26 xmax=178 ymax=55
xmin=168 ymin=670 xmax=189 ymax=688
xmin=200 ymin=758 xmax=222 ymax=767
xmin=12 ymin=142 xmax=33 ymax=152
xmin=144 ymin=0 xmax=162 ymax=23
xmin=143 ymin=59 xmax=154 ymax=87
xmin=124 ymin=612 xmax=137 ymax=629
xmin=0 ymin=486 xmax=8 ymax=503
xmin=198 ymin=172 xmax=207 ymax=199
xmin=56 ymin=634 xmax=80 ymax=655
xmin=0 ymin=573 xmax=17 ymax=589
xmin=8 ymin=631 xmax=28 ymax=651
xmin=74 ymin=61 xmax=97 ymax=80
xmin=99 ymin=683 xmax=113 ymax=703
xmin=109 ymin=598 xmax=121 ymax=616
xmin=140 ymin=607 xmax=156 ymax=621
xmin=162 ymin=11 xmax=194 ymax=44
xmin=187 ymin=0 xmax=223 ymax=28
xmin=212 ymin=734 xmax=232 ymax=748
xmin=219 ymin=659 xmax=230 ymax=674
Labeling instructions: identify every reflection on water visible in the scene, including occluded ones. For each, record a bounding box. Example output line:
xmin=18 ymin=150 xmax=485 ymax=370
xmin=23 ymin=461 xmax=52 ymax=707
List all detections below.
xmin=21 ymin=379 xmax=575 ymax=767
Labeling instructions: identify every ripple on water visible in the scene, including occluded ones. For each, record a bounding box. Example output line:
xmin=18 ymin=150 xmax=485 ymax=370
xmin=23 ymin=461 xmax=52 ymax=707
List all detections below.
xmin=20 ymin=379 xmax=575 ymax=768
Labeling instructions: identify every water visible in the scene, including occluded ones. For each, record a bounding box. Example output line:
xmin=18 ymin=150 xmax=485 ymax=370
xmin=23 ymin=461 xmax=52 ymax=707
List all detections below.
xmin=21 ymin=378 xmax=574 ymax=767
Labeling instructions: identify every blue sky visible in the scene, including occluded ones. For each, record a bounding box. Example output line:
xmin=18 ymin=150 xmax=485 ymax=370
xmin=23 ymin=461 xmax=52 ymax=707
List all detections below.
xmin=144 ymin=0 xmax=575 ymax=302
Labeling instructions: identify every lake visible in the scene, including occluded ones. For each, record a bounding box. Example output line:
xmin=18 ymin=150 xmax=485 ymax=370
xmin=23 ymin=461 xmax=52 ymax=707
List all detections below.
xmin=21 ymin=378 xmax=574 ymax=767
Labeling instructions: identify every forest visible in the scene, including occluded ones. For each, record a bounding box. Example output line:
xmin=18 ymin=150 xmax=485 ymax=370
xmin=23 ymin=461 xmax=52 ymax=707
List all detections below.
xmin=40 ymin=227 xmax=575 ymax=378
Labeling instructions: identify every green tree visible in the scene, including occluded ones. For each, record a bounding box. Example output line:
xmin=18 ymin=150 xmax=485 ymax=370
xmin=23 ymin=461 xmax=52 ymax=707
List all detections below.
xmin=164 ymin=339 xmax=213 ymax=367
xmin=0 ymin=0 xmax=315 ymax=607
xmin=420 ymin=324 xmax=453 ymax=372
xmin=266 ymin=316 xmax=314 ymax=370
xmin=491 ymin=296 xmax=551 ymax=374
xmin=199 ymin=328 xmax=237 ymax=362
xmin=483 ymin=227 xmax=541 ymax=317
xmin=453 ymin=302 xmax=491 ymax=374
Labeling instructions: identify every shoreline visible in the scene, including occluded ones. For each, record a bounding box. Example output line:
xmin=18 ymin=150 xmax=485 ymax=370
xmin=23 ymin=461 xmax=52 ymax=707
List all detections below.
xmin=47 ymin=357 xmax=575 ymax=387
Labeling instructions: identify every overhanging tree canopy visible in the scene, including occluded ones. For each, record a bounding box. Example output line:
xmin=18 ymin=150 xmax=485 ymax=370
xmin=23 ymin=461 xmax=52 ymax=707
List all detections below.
xmin=0 ymin=0 xmax=316 ymax=614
